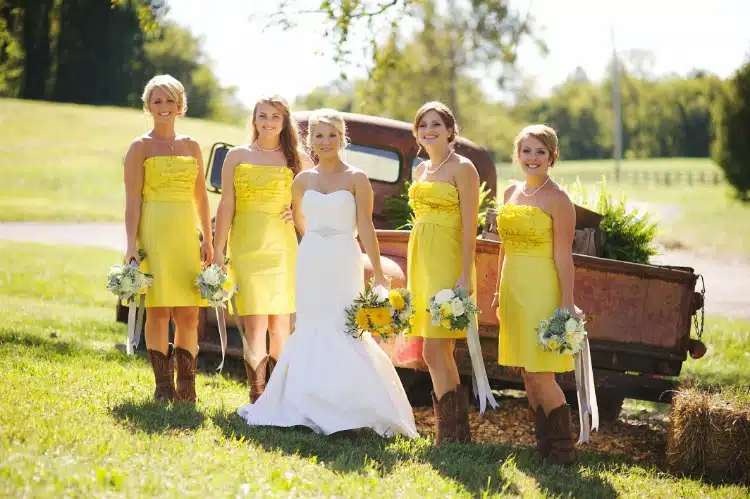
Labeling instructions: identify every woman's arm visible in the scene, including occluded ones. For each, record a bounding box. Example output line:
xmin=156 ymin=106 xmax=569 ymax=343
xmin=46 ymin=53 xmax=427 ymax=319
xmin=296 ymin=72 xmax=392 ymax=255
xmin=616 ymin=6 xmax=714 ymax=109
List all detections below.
xmin=123 ymin=139 xmax=145 ymax=264
xmin=454 ymin=159 xmax=480 ymax=291
xmin=191 ymin=139 xmax=214 ymax=265
xmin=212 ymin=149 xmax=239 ymax=266
xmin=353 ymin=170 xmax=387 ymax=287
xmin=551 ymin=190 xmax=577 ymax=312
xmin=290 ymin=172 xmax=308 ymax=236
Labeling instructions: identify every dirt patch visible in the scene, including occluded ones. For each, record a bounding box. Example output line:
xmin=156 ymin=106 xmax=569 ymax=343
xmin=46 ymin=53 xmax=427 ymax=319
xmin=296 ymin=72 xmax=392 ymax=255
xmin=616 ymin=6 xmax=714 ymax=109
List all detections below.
xmin=414 ymin=397 xmax=667 ymax=464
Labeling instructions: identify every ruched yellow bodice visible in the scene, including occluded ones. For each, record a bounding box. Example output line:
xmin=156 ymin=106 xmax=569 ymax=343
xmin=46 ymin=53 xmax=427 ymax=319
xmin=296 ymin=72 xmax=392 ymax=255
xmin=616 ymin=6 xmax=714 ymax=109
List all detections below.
xmin=408 ymin=180 xmax=461 ymax=230
xmin=142 ymin=156 xmax=197 ymax=202
xmin=234 ymin=164 xmax=293 ymax=213
xmin=496 ymin=204 xmax=554 ymax=258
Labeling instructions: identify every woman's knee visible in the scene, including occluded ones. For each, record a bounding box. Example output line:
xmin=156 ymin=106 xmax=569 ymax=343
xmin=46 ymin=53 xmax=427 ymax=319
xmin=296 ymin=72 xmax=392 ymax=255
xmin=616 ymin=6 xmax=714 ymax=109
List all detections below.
xmin=146 ymin=307 xmax=171 ymax=327
xmin=422 ymin=339 xmax=452 ymax=368
xmin=172 ymin=307 xmax=199 ymax=329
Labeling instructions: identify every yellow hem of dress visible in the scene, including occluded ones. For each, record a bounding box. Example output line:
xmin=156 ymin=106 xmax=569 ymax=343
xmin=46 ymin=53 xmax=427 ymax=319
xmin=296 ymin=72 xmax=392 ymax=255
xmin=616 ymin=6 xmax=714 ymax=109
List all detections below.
xmin=410 ymin=331 xmax=467 ymax=339
xmin=497 ymin=360 xmax=574 ymax=374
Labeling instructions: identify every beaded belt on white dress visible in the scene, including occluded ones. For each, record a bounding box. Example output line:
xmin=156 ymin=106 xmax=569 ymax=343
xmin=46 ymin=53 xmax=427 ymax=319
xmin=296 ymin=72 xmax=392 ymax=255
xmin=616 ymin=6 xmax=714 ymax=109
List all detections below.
xmin=307 ymin=226 xmax=351 ymax=238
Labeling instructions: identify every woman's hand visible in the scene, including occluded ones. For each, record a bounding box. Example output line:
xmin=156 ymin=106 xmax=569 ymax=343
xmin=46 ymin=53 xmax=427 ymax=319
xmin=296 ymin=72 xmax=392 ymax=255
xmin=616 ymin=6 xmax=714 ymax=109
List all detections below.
xmin=279 ymin=205 xmax=294 ymax=224
xmin=455 ymin=272 xmax=473 ymax=293
xmin=124 ymin=245 xmax=140 ymax=265
xmin=212 ymin=251 xmax=226 ymax=270
xmin=373 ymin=273 xmax=390 ymax=290
xmin=491 ymin=291 xmax=499 ymax=310
xmin=200 ymin=240 xmax=214 ymax=266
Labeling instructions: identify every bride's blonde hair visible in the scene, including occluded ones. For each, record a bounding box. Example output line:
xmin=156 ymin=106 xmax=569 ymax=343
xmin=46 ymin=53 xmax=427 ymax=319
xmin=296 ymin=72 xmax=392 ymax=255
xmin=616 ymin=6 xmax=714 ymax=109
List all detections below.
xmin=306 ymin=108 xmax=349 ymax=150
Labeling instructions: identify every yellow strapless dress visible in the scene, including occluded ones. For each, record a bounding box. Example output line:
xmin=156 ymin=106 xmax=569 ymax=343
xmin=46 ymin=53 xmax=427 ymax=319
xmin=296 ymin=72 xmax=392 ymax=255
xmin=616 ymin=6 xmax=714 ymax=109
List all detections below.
xmin=138 ymin=155 xmax=203 ymax=308
xmin=228 ymin=164 xmax=296 ymax=316
xmin=496 ymin=204 xmax=574 ymax=372
xmin=407 ymin=181 xmax=476 ymax=339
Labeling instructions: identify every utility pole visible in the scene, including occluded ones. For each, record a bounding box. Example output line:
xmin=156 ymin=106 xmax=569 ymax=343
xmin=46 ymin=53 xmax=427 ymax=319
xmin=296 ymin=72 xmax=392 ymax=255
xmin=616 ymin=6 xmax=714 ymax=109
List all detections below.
xmin=611 ymin=27 xmax=623 ymax=183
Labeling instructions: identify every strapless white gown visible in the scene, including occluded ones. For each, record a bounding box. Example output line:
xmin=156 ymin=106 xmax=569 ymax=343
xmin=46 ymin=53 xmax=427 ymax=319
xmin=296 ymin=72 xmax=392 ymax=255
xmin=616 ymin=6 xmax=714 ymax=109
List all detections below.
xmin=237 ymin=190 xmax=418 ymax=438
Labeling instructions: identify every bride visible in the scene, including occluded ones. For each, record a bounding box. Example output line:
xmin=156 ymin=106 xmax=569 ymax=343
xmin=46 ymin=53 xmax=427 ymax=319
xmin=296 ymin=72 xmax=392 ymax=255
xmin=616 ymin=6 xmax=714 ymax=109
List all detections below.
xmin=237 ymin=109 xmax=418 ymax=438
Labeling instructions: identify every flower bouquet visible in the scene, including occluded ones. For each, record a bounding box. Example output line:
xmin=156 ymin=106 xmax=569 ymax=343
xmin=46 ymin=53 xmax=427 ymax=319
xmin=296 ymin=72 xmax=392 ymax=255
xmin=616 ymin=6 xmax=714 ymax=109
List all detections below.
xmin=535 ymin=308 xmax=586 ymax=355
xmin=428 ymin=287 xmax=480 ymax=332
xmin=196 ymin=263 xmax=237 ymax=308
xmin=345 ymin=284 xmax=414 ymax=341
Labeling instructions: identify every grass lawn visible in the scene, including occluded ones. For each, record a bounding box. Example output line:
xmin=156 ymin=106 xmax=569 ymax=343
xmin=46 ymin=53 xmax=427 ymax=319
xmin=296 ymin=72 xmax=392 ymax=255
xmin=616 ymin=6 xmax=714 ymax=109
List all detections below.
xmin=1 ymin=241 xmax=748 ymax=497
xmin=0 ymin=98 xmax=243 ymax=221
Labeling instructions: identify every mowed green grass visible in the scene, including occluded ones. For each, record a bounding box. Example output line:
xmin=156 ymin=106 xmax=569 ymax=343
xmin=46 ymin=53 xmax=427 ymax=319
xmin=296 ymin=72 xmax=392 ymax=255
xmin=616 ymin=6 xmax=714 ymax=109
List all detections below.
xmin=499 ymin=158 xmax=750 ymax=256
xmin=1 ymin=240 xmax=749 ymax=497
xmin=0 ymin=98 xmax=246 ymax=221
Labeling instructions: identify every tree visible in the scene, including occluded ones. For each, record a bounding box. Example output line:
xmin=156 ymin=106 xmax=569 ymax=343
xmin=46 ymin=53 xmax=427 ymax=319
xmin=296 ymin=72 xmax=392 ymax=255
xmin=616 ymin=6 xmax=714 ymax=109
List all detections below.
xmin=712 ymin=59 xmax=750 ymax=201
xmin=262 ymin=0 xmax=544 ymax=115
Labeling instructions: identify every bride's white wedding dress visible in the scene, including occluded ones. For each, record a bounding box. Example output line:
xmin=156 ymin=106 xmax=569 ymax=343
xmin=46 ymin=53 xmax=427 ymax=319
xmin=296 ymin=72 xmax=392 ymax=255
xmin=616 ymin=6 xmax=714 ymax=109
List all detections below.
xmin=237 ymin=189 xmax=418 ymax=438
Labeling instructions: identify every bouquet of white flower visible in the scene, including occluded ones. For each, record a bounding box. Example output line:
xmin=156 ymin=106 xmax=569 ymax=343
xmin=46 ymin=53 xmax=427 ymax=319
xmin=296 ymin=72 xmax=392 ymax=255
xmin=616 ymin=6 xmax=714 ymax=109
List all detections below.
xmin=196 ymin=264 xmax=237 ymax=308
xmin=535 ymin=308 xmax=587 ymax=355
xmin=428 ymin=287 xmax=480 ymax=332
xmin=107 ymin=262 xmax=152 ymax=305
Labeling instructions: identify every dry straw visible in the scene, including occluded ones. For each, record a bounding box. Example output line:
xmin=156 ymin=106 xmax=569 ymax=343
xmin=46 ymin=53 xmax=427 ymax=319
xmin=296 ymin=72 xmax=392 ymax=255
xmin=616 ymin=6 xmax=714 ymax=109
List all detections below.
xmin=666 ymin=385 xmax=750 ymax=484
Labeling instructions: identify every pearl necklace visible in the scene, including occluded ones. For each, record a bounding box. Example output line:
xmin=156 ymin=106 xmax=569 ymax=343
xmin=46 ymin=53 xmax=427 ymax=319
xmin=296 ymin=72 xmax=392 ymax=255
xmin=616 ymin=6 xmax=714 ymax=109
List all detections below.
xmin=425 ymin=149 xmax=454 ymax=174
xmin=255 ymin=140 xmax=281 ymax=152
xmin=520 ymin=175 xmax=551 ymax=197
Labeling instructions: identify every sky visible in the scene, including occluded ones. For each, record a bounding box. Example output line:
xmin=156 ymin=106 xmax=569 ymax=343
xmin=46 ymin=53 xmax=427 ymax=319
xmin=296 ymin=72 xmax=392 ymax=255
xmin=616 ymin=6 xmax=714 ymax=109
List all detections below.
xmin=164 ymin=0 xmax=750 ymax=106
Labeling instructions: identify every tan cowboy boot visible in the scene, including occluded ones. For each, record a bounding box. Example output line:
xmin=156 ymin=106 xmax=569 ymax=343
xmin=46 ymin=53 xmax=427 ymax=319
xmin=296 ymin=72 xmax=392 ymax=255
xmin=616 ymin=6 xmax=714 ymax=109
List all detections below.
xmin=174 ymin=347 xmax=198 ymax=403
xmin=244 ymin=355 xmax=269 ymax=403
xmin=147 ymin=348 xmax=175 ymax=402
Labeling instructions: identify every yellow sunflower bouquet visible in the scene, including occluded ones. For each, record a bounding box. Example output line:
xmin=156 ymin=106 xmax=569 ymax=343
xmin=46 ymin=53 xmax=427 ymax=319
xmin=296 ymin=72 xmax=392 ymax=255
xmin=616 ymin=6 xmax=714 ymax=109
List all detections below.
xmin=345 ymin=284 xmax=413 ymax=341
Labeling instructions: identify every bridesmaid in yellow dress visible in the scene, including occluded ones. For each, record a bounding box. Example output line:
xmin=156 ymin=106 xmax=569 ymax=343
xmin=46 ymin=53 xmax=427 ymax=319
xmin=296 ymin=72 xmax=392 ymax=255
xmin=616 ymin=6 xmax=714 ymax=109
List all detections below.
xmin=213 ymin=95 xmax=311 ymax=402
xmin=123 ymin=74 xmax=213 ymax=403
xmin=407 ymin=102 xmax=480 ymax=444
xmin=492 ymin=124 xmax=579 ymax=465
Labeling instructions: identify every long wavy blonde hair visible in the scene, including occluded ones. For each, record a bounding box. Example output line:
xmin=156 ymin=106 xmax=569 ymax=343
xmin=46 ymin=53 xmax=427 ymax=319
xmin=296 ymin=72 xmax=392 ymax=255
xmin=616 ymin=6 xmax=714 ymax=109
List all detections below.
xmin=250 ymin=95 xmax=303 ymax=173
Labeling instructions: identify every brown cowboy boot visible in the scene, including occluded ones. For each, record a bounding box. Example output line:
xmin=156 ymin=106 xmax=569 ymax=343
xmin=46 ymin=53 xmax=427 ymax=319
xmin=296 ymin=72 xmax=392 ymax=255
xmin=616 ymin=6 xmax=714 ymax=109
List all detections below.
xmin=147 ymin=348 xmax=175 ymax=402
xmin=546 ymin=404 xmax=576 ymax=465
xmin=535 ymin=406 xmax=550 ymax=459
xmin=432 ymin=385 xmax=472 ymax=444
xmin=267 ymin=356 xmax=277 ymax=382
xmin=244 ymin=355 xmax=268 ymax=403
xmin=174 ymin=347 xmax=198 ymax=403
xmin=454 ymin=384 xmax=472 ymax=444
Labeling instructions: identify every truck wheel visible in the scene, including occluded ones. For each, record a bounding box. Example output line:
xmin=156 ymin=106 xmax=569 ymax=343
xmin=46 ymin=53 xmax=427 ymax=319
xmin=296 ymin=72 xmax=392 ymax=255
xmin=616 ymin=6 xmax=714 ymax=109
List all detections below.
xmin=397 ymin=368 xmax=433 ymax=407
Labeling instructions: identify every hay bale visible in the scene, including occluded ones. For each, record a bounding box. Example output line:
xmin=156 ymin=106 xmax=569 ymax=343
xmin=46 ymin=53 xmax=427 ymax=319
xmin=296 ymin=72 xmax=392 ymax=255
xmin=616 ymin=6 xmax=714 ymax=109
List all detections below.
xmin=667 ymin=386 xmax=750 ymax=484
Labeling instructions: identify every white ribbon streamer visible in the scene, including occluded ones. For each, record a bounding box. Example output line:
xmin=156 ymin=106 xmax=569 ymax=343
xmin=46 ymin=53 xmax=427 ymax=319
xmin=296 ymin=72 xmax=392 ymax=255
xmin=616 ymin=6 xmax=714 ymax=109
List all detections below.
xmin=466 ymin=315 xmax=498 ymax=414
xmin=231 ymin=296 xmax=256 ymax=365
xmin=215 ymin=307 xmax=228 ymax=372
xmin=574 ymin=335 xmax=599 ymax=444
xmin=126 ymin=294 xmax=145 ymax=355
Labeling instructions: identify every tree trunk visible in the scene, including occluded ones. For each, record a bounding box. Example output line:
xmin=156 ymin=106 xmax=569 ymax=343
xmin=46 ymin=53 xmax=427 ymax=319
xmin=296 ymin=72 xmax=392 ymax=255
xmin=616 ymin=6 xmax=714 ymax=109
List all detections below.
xmin=20 ymin=0 xmax=53 ymax=100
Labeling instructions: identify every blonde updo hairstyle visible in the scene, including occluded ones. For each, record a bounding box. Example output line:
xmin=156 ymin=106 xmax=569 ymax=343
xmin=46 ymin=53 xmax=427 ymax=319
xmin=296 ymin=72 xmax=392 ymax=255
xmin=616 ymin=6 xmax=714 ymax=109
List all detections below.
xmin=141 ymin=74 xmax=187 ymax=116
xmin=306 ymin=108 xmax=349 ymax=151
xmin=512 ymin=124 xmax=560 ymax=167
xmin=412 ymin=101 xmax=460 ymax=152
xmin=250 ymin=94 xmax=303 ymax=173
